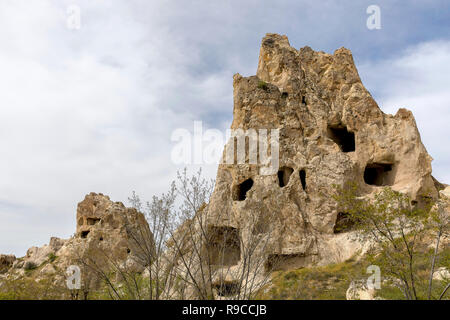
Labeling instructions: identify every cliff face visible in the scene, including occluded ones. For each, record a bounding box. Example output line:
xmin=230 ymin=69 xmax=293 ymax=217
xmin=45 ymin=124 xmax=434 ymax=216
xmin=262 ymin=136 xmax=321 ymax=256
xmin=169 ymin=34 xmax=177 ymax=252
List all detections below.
xmin=206 ymin=33 xmax=439 ymax=268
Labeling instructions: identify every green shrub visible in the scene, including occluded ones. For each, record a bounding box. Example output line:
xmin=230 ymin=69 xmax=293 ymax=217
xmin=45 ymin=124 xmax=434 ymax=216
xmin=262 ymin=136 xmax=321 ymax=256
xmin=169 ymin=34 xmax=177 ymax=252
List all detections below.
xmin=24 ymin=261 xmax=37 ymax=272
xmin=47 ymin=253 xmax=57 ymax=263
xmin=257 ymin=80 xmax=268 ymax=91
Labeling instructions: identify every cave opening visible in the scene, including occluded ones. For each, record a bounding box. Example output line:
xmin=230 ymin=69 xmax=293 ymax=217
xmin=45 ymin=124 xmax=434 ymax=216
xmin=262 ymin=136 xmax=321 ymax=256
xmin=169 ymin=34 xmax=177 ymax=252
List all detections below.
xmin=364 ymin=163 xmax=395 ymax=186
xmin=278 ymin=167 xmax=293 ymax=188
xmin=80 ymin=231 xmax=90 ymax=239
xmin=233 ymin=178 xmax=254 ymax=201
xmin=206 ymin=226 xmax=241 ymax=266
xmin=327 ymin=125 xmax=355 ymax=152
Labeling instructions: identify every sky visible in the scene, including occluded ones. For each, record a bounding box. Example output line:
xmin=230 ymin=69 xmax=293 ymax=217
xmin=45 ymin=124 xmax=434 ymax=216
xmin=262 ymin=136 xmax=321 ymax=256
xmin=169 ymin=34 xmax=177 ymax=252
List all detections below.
xmin=0 ymin=0 xmax=449 ymax=256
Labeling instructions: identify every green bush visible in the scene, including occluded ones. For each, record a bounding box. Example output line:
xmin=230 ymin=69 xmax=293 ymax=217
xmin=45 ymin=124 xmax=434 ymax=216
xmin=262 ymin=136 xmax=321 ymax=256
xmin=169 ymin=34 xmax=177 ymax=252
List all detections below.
xmin=24 ymin=261 xmax=37 ymax=271
xmin=257 ymin=80 xmax=268 ymax=91
xmin=47 ymin=253 xmax=57 ymax=263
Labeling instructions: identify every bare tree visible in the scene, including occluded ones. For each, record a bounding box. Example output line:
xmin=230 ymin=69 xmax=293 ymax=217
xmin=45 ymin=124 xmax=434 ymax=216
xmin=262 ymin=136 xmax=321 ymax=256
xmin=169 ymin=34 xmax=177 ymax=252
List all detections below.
xmin=76 ymin=168 xmax=278 ymax=299
xmin=163 ymin=168 xmax=276 ymax=300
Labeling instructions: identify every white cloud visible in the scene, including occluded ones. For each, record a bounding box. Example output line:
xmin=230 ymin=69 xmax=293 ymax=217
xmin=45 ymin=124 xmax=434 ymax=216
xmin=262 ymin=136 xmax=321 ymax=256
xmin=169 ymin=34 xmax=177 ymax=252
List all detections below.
xmin=0 ymin=1 xmax=448 ymax=256
xmin=0 ymin=1 xmax=219 ymax=255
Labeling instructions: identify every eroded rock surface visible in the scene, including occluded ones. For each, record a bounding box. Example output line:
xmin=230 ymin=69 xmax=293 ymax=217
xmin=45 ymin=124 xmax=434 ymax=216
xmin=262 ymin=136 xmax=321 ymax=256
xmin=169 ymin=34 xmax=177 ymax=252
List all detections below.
xmin=0 ymin=254 xmax=16 ymax=274
xmin=205 ymin=33 xmax=440 ymax=271
xmin=2 ymin=193 xmax=154 ymax=286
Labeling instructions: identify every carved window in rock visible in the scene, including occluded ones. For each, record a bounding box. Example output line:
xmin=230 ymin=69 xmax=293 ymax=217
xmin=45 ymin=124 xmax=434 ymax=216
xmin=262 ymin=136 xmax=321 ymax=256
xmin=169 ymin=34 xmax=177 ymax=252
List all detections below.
xmin=232 ymin=178 xmax=254 ymax=201
xmin=364 ymin=163 xmax=395 ymax=186
xmin=327 ymin=125 xmax=355 ymax=152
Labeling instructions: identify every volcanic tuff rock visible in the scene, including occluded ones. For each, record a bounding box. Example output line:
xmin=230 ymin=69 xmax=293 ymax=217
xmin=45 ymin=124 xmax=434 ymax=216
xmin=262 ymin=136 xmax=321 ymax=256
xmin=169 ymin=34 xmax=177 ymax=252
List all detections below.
xmin=1 ymin=193 xmax=154 ymax=285
xmin=204 ymin=33 xmax=441 ymax=270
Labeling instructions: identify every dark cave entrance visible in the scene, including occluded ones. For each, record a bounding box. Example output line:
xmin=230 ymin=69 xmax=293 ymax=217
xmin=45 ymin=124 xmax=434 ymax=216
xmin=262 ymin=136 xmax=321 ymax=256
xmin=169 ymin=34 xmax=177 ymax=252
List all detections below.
xmin=364 ymin=163 xmax=395 ymax=186
xmin=233 ymin=178 xmax=254 ymax=201
xmin=327 ymin=125 xmax=355 ymax=152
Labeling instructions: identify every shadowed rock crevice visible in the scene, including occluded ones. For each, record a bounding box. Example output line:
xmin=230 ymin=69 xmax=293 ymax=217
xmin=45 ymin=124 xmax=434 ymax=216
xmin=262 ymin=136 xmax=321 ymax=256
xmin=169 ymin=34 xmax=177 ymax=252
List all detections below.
xmin=278 ymin=167 xmax=293 ymax=187
xmin=265 ymin=253 xmax=310 ymax=272
xmin=87 ymin=217 xmax=101 ymax=225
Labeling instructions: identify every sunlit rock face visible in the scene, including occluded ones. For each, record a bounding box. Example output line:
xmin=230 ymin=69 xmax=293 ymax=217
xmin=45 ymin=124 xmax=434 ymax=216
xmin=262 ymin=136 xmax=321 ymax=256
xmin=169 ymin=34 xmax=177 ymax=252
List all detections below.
xmin=2 ymin=193 xmax=154 ymax=284
xmin=205 ymin=33 xmax=440 ymax=269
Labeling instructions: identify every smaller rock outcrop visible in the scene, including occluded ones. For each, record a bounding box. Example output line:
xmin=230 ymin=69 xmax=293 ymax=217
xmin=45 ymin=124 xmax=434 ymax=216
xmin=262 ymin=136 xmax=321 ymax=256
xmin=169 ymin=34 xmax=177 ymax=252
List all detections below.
xmin=1 ymin=193 xmax=154 ymax=290
xmin=71 ymin=192 xmax=154 ymax=274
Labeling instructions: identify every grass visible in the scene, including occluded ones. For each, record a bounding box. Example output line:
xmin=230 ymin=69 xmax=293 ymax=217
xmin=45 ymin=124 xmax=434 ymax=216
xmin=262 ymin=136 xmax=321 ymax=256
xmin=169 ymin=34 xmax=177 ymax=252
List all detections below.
xmin=47 ymin=253 xmax=57 ymax=263
xmin=258 ymin=258 xmax=367 ymax=300
xmin=258 ymin=246 xmax=450 ymax=300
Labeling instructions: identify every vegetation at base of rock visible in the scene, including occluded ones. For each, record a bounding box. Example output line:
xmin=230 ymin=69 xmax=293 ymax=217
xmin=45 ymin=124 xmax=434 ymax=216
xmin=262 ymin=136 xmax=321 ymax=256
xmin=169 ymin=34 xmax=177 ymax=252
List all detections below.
xmin=332 ymin=183 xmax=449 ymax=300
xmin=258 ymin=245 xmax=450 ymax=300
xmin=0 ymin=278 xmax=67 ymax=300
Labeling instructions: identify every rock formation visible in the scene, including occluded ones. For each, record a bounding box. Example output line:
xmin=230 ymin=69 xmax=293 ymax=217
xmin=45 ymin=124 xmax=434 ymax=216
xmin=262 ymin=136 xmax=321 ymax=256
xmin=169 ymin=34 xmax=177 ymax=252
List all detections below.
xmin=0 ymin=255 xmax=15 ymax=274
xmin=0 ymin=33 xmax=447 ymax=300
xmin=74 ymin=192 xmax=154 ymax=271
xmin=1 ymin=193 xmax=153 ymax=288
xmin=204 ymin=33 xmax=442 ymax=273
